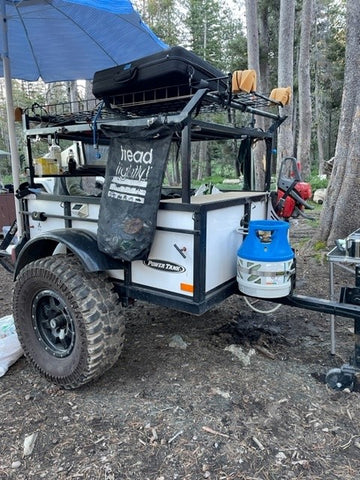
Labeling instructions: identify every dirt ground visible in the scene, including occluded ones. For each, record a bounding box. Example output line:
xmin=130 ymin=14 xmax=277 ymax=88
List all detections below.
xmin=1 ymin=212 xmax=360 ymax=480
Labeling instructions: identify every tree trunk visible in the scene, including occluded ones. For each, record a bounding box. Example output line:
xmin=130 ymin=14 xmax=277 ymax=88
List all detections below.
xmin=297 ymin=0 xmax=313 ymax=181
xmin=316 ymin=120 xmax=325 ymax=176
xmin=84 ymin=80 xmax=95 ymax=100
xmin=317 ymin=0 xmax=360 ymax=245
xmin=68 ymin=81 xmax=78 ymax=113
xmin=246 ymin=0 xmax=260 ymax=76
xmin=258 ymin=2 xmax=270 ymax=95
xmin=276 ymin=0 xmax=295 ymax=172
xmin=197 ymin=141 xmax=208 ymax=180
xmin=245 ymin=0 xmax=265 ymax=189
xmin=315 ymin=63 xmax=325 ymax=175
xmin=192 ymin=142 xmax=200 ymax=181
xmin=330 ymin=95 xmax=360 ymax=236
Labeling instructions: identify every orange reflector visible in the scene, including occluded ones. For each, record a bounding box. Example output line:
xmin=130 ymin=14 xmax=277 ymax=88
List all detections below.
xmin=180 ymin=283 xmax=194 ymax=293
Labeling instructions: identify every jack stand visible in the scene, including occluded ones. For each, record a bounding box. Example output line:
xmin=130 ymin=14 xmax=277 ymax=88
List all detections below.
xmin=326 ymin=266 xmax=360 ymax=391
xmin=326 ymin=364 xmax=356 ymax=391
xmin=353 ymin=265 xmax=360 ymax=369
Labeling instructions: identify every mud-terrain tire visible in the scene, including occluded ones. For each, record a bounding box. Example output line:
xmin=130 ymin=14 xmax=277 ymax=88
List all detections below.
xmin=13 ymin=254 xmax=125 ymax=389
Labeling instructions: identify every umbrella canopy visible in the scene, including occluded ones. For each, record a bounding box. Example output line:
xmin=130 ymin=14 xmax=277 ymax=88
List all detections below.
xmin=0 ymin=0 xmax=167 ymax=82
xmin=0 ymin=0 xmax=168 ymax=236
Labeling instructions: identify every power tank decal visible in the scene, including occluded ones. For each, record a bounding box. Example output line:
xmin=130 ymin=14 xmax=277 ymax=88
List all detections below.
xmin=143 ymin=259 xmax=186 ymax=273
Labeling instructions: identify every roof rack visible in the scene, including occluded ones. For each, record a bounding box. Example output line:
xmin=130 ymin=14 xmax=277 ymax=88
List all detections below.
xmin=24 ymin=84 xmax=284 ymax=132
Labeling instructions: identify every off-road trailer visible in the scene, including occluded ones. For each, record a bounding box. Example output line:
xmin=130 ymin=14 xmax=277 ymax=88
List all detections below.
xmin=1 ymin=50 xmax=359 ymax=390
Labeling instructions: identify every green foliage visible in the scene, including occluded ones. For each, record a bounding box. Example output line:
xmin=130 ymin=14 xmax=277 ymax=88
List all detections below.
xmin=308 ymin=201 xmax=324 ymax=213
xmin=192 ymin=174 xmax=224 ymax=186
xmin=0 ymin=174 xmax=13 ymax=185
xmin=308 ymin=175 xmax=328 ymax=190
xmin=12 ymin=79 xmax=46 ymax=108
xmin=185 ymin=0 xmax=224 ymax=66
xmin=313 ymin=240 xmax=327 ymax=251
xmin=183 ymin=0 xmax=247 ymax=72
xmin=219 ymin=16 xmax=247 ymax=72
xmin=0 ymin=79 xmax=71 ymax=175
xmin=134 ymin=0 xmax=181 ymax=46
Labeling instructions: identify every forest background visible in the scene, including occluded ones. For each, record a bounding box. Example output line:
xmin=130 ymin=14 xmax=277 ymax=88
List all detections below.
xmin=0 ymin=0 xmax=357 ymax=244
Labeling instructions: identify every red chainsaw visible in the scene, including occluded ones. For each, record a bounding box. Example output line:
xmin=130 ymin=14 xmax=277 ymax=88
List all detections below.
xmin=275 ymin=157 xmax=313 ymax=219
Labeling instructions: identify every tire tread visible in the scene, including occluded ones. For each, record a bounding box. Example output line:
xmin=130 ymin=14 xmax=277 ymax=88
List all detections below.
xmin=13 ymin=255 xmax=125 ymax=389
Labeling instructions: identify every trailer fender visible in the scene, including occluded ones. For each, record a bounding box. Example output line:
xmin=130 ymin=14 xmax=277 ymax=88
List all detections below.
xmin=14 ymin=229 xmax=124 ymax=278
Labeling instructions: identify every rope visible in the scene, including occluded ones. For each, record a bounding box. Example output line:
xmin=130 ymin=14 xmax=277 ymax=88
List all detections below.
xmin=244 ymin=296 xmax=282 ymax=314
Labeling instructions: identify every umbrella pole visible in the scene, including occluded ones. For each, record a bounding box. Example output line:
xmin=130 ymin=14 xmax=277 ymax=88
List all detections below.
xmin=1 ymin=1 xmax=23 ymax=237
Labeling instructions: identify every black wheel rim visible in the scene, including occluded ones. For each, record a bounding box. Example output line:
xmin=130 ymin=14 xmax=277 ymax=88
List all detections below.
xmin=31 ymin=290 xmax=75 ymax=358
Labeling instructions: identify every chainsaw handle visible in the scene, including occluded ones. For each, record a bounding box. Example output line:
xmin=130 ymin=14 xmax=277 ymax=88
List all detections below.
xmin=294 ymin=206 xmax=315 ymax=220
xmin=277 ymin=156 xmax=313 ymax=209
xmin=276 ymin=156 xmax=313 ymax=218
xmin=278 ymin=157 xmax=302 ymax=184
xmin=287 ymin=188 xmax=314 ymax=210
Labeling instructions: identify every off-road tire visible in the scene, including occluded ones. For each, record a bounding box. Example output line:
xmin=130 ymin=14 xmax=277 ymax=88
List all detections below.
xmin=13 ymin=254 xmax=125 ymax=389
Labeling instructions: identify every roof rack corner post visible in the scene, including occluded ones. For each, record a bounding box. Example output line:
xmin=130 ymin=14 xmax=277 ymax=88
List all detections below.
xmin=262 ymin=115 xmax=287 ymax=191
xmin=264 ymin=136 xmax=273 ymax=192
xmin=22 ymin=110 xmax=37 ymax=187
xmin=181 ymin=121 xmax=191 ymax=203
xmin=179 ymin=88 xmax=209 ymax=204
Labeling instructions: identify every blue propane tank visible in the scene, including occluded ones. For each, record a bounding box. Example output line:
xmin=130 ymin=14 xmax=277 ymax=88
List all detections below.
xmin=237 ymin=220 xmax=295 ymax=298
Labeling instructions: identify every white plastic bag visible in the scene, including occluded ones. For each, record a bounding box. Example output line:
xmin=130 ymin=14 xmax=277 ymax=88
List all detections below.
xmin=0 ymin=315 xmax=23 ymax=377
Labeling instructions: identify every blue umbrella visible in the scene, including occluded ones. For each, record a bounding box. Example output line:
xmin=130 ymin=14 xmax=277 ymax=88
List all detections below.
xmin=0 ymin=0 xmax=167 ymax=81
xmin=0 ymin=0 xmax=168 ymax=235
